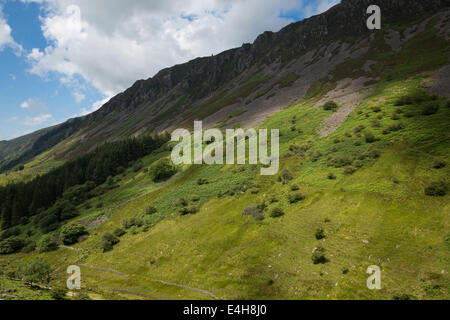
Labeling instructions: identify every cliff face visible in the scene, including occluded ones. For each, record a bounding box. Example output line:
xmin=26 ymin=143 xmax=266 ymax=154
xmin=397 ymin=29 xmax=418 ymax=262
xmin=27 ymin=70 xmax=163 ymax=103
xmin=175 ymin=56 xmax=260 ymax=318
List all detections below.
xmin=0 ymin=0 xmax=448 ymax=172
xmin=89 ymin=0 xmax=448 ymax=118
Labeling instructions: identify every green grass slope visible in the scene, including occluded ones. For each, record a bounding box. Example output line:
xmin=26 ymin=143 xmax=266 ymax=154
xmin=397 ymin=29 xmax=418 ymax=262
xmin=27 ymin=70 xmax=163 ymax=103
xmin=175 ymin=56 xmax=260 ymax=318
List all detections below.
xmin=0 ymin=13 xmax=449 ymax=300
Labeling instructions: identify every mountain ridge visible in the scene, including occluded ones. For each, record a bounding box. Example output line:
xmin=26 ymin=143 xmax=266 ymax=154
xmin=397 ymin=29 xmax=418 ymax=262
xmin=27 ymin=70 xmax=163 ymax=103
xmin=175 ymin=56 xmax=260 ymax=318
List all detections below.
xmin=0 ymin=0 xmax=448 ymax=173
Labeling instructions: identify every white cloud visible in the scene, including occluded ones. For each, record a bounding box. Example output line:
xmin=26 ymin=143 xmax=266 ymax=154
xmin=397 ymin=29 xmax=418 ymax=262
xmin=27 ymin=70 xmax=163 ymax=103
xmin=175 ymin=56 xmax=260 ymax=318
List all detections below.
xmin=24 ymin=0 xmax=338 ymax=100
xmin=0 ymin=6 xmax=22 ymax=54
xmin=20 ymin=98 xmax=49 ymax=113
xmin=22 ymin=114 xmax=53 ymax=126
xmin=72 ymin=91 xmax=85 ymax=103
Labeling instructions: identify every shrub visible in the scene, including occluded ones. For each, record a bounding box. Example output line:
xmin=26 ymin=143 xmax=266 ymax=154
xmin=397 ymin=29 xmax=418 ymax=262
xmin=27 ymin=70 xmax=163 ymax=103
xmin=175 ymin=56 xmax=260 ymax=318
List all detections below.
xmin=37 ymin=235 xmax=58 ymax=253
xmin=433 ymin=160 xmax=447 ymax=169
xmin=371 ymin=119 xmax=381 ymax=128
xmin=327 ymin=157 xmax=352 ymax=168
xmin=149 ymin=158 xmax=177 ymax=182
xmin=241 ymin=206 xmax=264 ymax=221
xmin=190 ymin=195 xmax=200 ymax=202
xmin=288 ymin=192 xmax=305 ymax=204
xmin=269 ymin=196 xmax=279 ymax=203
xmin=424 ymin=181 xmax=448 ymax=197
xmin=0 ymin=238 xmax=25 ymax=255
xmin=323 ymin=101 xmax=338 ymax=111
xmin=422 ymin=104 xmax=439 ymax=115
xmin=179 ymin=205 xmax=198 ymax=215
xmin=197 ymin=178 xmax=209 ymax=185
xmin=315 ymin=228 xmax=325 ymax=240
xmin=310 ymin=151 xmax=322 ymax=162
xmin=344 ymin=166 xmax=356 ymax=175
xmin=372 ymin=106 xmax=382 ymax=113
xmin=364 ymin=131 xmax=377 ymax=143
xmin=60 ymin=223 xmax=87 ymax=245
xmin=387 ymin=122 xmax=404 ymax=132
xmin=174 ymin=198 xmax=188 ymax=207
xmin=353 ymin=125 xmax=365 ymax=133
xmin=311 ymin=246 xmax=327 ymax=264
xmin=270 ymin=207 xmax=285 ymax=218
xmin=291 ymin=184 xmax=300 ymax=191
xmin=16 ymin=257 xmax=52 ymax=286
xmin=113 ymin=228 xmax=126 ymax=237
xmin=145 ymin=205 xmax=157 ymax=215
xmin=327 ymin=173 xmax=336 ymax=180
xmin=100 ymin=232 xmax=120 ymax=252
xmin=394 ymin=95 xmax=413 ymax=106
xmin=278 ymin=168 xmax=293 ymax=184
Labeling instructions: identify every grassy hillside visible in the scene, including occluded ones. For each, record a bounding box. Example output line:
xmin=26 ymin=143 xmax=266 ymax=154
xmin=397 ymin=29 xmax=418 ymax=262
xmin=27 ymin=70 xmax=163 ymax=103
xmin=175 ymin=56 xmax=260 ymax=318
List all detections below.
xmin=0 ymin=4 xmax=449 ymax=301
xmin=1 ymin=73 xmax=448 ymax=300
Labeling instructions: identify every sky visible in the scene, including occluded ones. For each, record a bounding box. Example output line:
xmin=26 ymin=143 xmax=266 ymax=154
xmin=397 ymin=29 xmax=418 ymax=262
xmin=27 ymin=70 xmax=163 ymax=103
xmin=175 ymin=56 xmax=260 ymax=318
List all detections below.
xmin=0 ymin=0 xmax=339 ymax=141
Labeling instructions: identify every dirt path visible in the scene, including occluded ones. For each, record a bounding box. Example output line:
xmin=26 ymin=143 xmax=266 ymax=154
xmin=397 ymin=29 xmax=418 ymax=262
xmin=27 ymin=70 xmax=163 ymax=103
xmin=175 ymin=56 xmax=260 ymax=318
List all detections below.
xmin=151 ymin=280 xmax=220 ymax=300
xmin=79 ymin=264 xmax=131 ymax=277
xmin=79 ymin=264 xmax=220 ymax=299
xmin=112 ymin=289 xmax=158 ymax=300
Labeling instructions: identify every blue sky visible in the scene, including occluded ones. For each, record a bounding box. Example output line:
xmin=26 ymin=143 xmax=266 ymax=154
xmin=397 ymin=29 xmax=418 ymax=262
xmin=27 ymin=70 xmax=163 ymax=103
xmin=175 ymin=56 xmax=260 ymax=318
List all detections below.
xmin=0 ymin=0 xmax=339 ymax=141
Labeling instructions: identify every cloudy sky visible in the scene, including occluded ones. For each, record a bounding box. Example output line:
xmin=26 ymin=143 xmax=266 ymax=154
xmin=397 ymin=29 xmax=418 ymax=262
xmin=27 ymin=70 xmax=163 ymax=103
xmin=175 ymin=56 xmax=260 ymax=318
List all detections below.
xmin=0 ymin=0 xmax=339 ymax=140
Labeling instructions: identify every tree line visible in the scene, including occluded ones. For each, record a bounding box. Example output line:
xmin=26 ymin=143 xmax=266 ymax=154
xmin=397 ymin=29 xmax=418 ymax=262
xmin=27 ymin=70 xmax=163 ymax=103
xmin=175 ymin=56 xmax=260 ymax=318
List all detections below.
xmin=0 ymin=133 xmax=170 ymax=230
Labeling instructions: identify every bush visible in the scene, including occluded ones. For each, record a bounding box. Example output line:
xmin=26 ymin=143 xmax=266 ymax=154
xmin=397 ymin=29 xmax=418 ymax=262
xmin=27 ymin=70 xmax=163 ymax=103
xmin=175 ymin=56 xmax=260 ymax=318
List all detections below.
xmin=60 ymin=223 xmax=87 ymax=245
xmin=145 ymin=205 xmax=157 ymax=215
xmin=372 ymin=106 xmax=382 ymax=113
xmin=311 ymin=246 xmax=327 ymax=264
xmin=328 ymin=157 xmax=352 ymax=168
xmin=37 ymin=235 xmax=58 ymax=253
xmin=16 ymin=257 xmax=52 ymax=286
xmin=394 ymin=95 xmax=413 ymax=106
xmin=288 ymin=192 xmax=305 ymax=204
xmin=315 ymin=228 xmax=325 ymax=240
xmin=149 ymin=158 xmax=177 ymax=182
xmin=0 ymin=238 xmax=25 ymax=255
xmin=291 ymin=184 xmax=300 ymax=191
xmin=310 ymin=151 xmax=322 ymax=162
xmin=364 ymin=131 xmax=377 ymax=143
xmin=197 ymin=178 xmax=209 ymax=185
xmin=422 ymin=104 xmax=439 ymax=116
xmin=113 ymin=228 xmax=126 ymax=237
xmin=433 ymin=160 xmax=447 ymax=169
xmin=270 ymin=207 xmax=285 ymax=218
xmin=387 ymin=122 xmax=404 ymax=132
xmin=323 ymin=101 xmax=338 ymax=111
xmin=278 ymin=168 xmax=293 ymax=184
xmin=241 ymin=206 xmax=264 ymax=221
xmin=424 ymin=181 xmax=448 ymax=197
xmin=174 ymin=198 xmax=188 ymax=207
xmin=353 ymin=125 xmax=365 ymax=133
xmin=344 ymin=166 xmax=356 ymax=175
xmin=100 ymin=232 xmax=120 ymax=252
xmin=327 ymin=173 xmax=336 ymax=180
xmin=190 ymin=195 xmax=200 ymax=202
xmin=179 ymin=205 xmax=198 ymax=215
